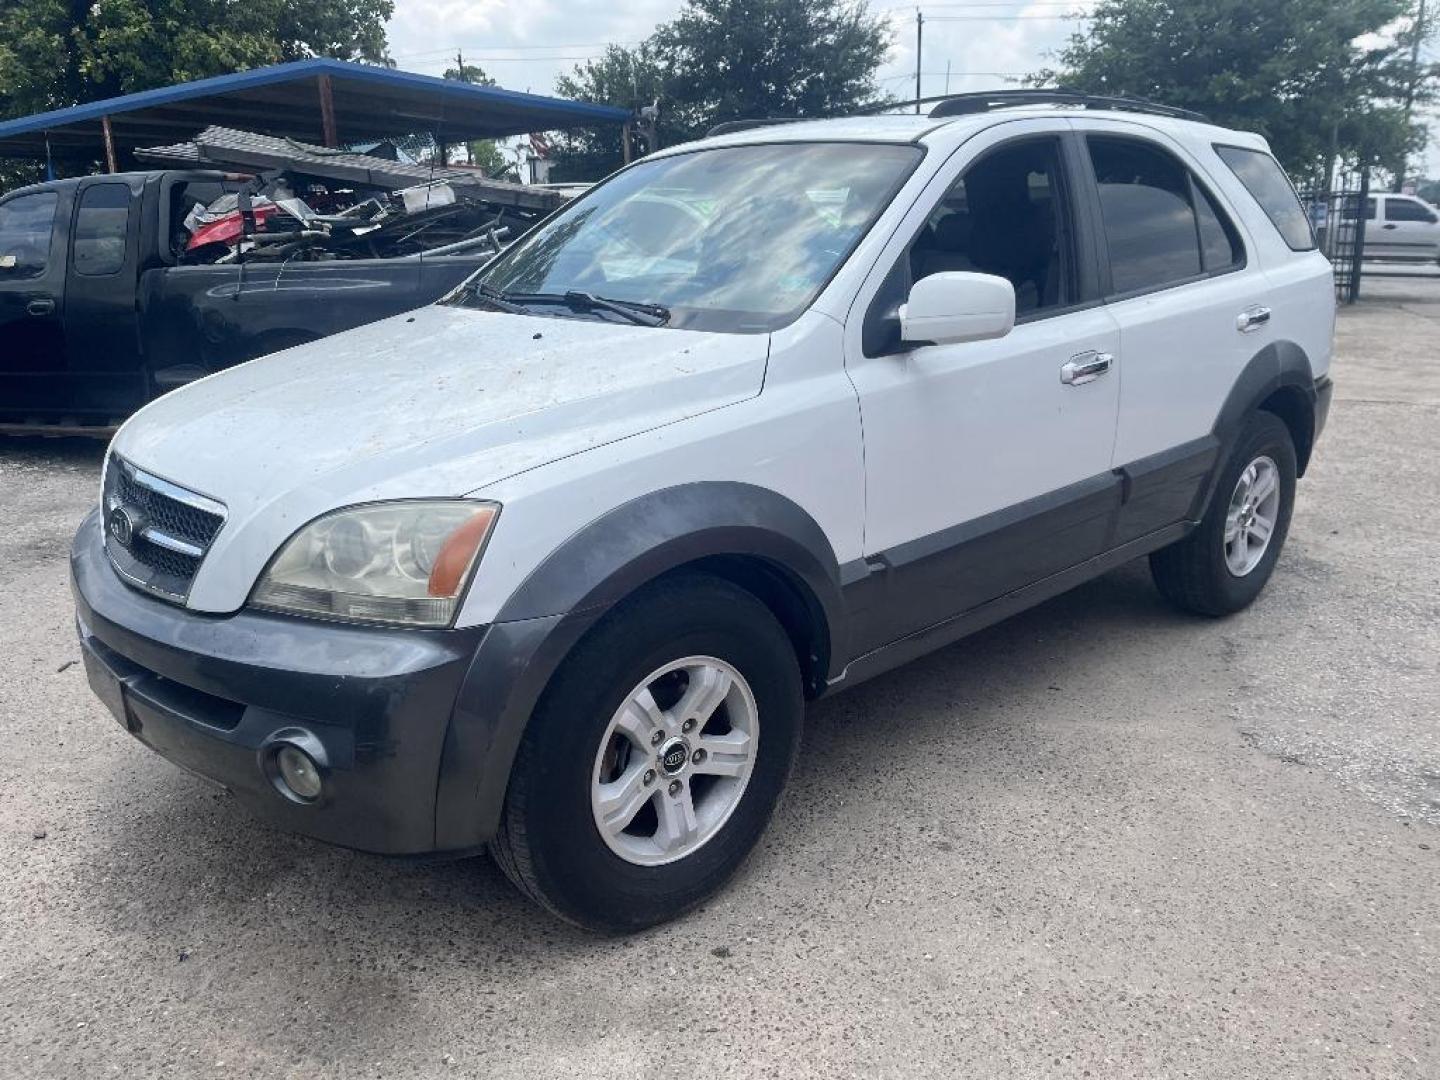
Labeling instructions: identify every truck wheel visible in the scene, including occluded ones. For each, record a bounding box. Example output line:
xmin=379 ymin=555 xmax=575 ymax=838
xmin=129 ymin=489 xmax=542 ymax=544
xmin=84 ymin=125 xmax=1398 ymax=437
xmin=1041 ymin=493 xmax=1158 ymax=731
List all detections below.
xmin=1150 ymin=410 xmax=1297 ymax=616
xmin=490 ymin=572 xmax=803 ymax=932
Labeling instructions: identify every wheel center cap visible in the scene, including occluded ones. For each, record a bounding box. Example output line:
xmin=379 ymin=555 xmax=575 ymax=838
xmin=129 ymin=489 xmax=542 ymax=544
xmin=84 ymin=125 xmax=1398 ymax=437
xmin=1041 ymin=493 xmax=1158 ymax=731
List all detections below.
xmin=659 ymin=737 xmax=690 ymax=776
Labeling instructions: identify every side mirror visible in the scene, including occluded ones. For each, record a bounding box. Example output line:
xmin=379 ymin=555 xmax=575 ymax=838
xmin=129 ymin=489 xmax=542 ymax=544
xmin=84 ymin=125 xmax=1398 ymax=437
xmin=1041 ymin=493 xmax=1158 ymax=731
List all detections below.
xmin=900 ymin=271 xmax=1015 ymax=347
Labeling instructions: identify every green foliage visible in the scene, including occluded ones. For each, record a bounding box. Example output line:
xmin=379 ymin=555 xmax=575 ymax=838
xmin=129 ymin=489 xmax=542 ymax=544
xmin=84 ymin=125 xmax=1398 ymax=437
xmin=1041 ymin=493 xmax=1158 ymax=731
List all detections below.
xmin=550 ymin=0 xmax=891 ymax=181
xmin=443 ymin=62 xmax=496 ymax=87
xmin=0 ymin=0 xmax=393 ymax=120
xmin=553 ymin=44 xmax=669 ymax=182
xmin=441 ymin=64 xmax=517 ymax=177
xmin=1037 ymin=0 xmax=1436 ymax=183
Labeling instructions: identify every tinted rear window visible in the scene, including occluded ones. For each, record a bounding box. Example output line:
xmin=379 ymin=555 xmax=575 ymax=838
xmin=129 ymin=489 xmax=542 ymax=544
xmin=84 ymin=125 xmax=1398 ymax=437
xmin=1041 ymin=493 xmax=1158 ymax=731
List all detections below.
xmin=1385 ymin=197 xmax=1438 ymax=223
xmin=73 ymin=184 xmax=132 ymax=276
xmin=1215 ymin=145 xmax=1315 ymax=251
xmin=1088 ymin=136 xmax=1203 ymax=294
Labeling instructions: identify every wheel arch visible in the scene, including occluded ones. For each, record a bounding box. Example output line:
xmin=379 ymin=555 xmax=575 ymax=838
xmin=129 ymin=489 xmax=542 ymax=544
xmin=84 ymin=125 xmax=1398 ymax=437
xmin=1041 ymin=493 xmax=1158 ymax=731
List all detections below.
xmin=1213 ymin=339 xmax=1319 ymax=476
xmin=494 ymin=482 xmax=846 ymax=685
xmin=434 ymin=482 xmax=847 ymax=850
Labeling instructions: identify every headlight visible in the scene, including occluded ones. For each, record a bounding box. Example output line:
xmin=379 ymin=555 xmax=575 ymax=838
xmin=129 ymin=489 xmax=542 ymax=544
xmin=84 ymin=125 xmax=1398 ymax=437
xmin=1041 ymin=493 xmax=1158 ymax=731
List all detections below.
xmin=250 ymin=501 xmax=499 ymax=627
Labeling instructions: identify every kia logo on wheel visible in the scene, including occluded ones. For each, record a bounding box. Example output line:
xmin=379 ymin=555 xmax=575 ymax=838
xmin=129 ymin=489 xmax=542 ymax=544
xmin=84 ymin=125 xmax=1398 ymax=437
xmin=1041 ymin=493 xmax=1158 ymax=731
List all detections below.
xmin=661 ymin=744 xmax=688 ymax=773
xmin=107 ymin=507 xmax=134 ymax=546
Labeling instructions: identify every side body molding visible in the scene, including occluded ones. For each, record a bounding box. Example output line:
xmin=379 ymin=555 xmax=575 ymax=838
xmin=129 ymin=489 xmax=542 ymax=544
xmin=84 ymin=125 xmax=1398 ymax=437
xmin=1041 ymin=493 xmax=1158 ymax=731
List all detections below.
xmin=434 ymin=482 xmax=848 ymax=850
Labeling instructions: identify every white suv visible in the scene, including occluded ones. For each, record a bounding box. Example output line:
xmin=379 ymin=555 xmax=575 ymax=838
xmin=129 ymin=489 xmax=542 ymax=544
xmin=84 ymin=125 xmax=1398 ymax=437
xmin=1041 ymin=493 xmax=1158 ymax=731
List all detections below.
xmin=73 ymin=93 xmax=1335 ymax=932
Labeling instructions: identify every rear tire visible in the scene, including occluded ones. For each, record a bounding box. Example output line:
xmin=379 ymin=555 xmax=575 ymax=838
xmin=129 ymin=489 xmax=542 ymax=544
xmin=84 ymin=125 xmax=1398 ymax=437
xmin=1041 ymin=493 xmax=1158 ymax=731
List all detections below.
xmin=490 ymin=572 xmax=803 ymax=933
xmin=1150 ymin=410 xmax=1297 ymax=616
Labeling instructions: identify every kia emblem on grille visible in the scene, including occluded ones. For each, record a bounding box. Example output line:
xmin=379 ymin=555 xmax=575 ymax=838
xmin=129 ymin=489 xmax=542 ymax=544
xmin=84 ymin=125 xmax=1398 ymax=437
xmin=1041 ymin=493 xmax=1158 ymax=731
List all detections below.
xmin=107 ymin=507 xmax=134 ymax=546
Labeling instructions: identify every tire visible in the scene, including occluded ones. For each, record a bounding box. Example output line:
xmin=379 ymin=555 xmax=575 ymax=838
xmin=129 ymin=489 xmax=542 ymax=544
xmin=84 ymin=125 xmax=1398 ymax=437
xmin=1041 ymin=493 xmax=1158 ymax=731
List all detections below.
xmin=490 ymin=572 xmax=803 ymax=933
xmin=1149 ymin=410 xmax=1297 ymax=616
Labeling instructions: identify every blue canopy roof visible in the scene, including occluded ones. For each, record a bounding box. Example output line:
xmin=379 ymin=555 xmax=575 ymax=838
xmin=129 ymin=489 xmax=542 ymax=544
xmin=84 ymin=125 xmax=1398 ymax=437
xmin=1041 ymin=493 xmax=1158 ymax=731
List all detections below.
xmin=0 ymin=58 xmax=629 ymax=162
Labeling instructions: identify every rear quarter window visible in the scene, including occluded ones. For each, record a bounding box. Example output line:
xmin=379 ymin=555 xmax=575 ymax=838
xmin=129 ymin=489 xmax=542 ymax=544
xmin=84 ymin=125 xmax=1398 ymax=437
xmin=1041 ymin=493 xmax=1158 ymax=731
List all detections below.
xmin=1214 ymin=145 xmax=1315 ymax=251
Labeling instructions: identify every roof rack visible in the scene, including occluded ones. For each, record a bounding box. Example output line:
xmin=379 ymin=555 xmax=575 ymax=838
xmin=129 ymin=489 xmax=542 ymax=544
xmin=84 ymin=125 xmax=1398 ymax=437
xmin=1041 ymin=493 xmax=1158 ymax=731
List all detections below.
xmin=705 ymin=117 xmax=805 ymax=138
xmin=924 ymin=89 xmax=1206 ymax=122
xmin=704 ymin=90 xmax=1206 ymax=141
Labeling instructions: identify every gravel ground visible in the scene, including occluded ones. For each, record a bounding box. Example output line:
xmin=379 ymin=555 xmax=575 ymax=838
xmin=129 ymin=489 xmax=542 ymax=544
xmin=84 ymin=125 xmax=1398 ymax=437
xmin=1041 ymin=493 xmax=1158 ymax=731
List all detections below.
xmin=0 ymin=280 xmax=1436 ymax=1078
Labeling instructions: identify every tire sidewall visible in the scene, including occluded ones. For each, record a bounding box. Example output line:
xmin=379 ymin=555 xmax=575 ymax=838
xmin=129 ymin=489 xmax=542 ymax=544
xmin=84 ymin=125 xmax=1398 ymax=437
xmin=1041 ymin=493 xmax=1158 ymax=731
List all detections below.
xmin=1200 ymin=412 xmax=1298 ymax=608
xmin=509 ymin=579 xmax=802 ymax=931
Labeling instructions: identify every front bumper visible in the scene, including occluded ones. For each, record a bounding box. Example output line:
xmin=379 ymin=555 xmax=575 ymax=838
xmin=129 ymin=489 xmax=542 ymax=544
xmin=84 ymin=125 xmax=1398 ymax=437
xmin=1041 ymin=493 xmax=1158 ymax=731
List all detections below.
xmin=71 ymin=509 xmax=487 ymax=854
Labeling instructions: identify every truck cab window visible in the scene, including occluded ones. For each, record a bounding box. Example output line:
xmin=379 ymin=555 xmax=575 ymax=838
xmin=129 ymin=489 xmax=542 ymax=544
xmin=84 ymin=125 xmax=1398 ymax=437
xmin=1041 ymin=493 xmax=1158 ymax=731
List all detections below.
xmin=909 ymin=137 xmax=1073 ymax=315
xmin=73 ymin=184 xmax=132 ymax=276
xmin=1385 ymin=197 xmax=1438 ymax=223
xmin=0 ymin=192 xmax=58 ymax=280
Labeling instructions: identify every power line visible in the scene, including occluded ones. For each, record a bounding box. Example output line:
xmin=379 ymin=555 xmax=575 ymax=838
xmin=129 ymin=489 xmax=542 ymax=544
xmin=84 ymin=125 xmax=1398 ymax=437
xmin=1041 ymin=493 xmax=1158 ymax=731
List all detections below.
xmin=922 ymin=13 xmax=1091 ymax=20
xmin=881 ymin=1 xmax=1098 ymax=7
xmin=405 ymin=54 xmax=607 ymax=64
xmin=392 ymin=41 xmax=641 ymax=60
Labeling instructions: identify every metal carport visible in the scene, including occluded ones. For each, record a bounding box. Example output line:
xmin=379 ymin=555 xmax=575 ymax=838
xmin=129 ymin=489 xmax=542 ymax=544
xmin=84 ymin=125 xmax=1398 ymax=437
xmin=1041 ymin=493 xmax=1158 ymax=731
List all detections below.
xmin=0 ymin=58 xmax=629 ymax=171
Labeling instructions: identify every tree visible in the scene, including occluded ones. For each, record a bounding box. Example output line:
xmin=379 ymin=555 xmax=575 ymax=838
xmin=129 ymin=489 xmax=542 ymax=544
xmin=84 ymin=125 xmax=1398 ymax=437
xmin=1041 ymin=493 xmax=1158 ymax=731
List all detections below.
xmin=443 ymin=61 xmax=496 ymax=87
xmin=1037 ymin=0 xmax=1436 ymax=185
xmin=0 ymin=0 xmax=392 ymax=120
xmin=550 ymin=0 xmax=891 ymax=181
xmin=0 ymin=0 xmax=391 ymax=185
xmin=553 ymin=44 xmax=669 ymax=181
xmin=442 ymin=60 xmax=514 ymax=176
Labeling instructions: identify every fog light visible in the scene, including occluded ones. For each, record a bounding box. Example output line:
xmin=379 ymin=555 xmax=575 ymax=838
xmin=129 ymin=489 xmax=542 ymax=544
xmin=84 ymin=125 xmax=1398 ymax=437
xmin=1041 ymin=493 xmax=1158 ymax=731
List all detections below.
xmin=275 ymin=744 xmax=323 ymax=801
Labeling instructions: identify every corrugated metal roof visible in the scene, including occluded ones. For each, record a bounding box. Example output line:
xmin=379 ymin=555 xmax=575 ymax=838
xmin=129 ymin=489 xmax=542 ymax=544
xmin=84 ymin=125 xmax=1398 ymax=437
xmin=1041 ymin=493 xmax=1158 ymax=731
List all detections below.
xmin=134 ymin=126 xmax=563 ymax=210
xmin=0 ymin=58 xmax=629 ymax=162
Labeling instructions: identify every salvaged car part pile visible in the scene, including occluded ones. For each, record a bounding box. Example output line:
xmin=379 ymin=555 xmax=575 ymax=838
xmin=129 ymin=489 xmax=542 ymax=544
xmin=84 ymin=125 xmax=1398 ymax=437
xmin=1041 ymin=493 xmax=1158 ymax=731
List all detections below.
xmin=137 ymin=126 xmax=568 ymax=264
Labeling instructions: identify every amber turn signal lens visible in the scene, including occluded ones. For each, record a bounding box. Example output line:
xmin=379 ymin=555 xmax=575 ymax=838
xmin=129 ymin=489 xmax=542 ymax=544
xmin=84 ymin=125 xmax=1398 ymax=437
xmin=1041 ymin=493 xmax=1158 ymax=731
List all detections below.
xmin=427 ymin=506 xmax=497 ymax=598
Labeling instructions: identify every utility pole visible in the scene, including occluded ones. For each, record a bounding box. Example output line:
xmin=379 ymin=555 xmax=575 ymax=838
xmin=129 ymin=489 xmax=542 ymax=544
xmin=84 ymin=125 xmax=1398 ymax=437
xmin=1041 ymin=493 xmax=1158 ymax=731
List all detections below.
xmin=945 ymin=59 xmax=951 ymax=96
xmin=455 ymin=49 xmax=474 ymax=165
xmin=1394 ymin=0 xmax=1428 ymax=191
xmin=915 ymin=9 xmax=924 ymax=113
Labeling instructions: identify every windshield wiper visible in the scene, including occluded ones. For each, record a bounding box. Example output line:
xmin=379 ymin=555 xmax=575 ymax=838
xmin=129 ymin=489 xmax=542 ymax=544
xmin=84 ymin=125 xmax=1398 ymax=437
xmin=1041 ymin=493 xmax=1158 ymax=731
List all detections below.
xmin=508 ymin=290 xmax=670 ymax=327
xmin=464 ymin=280 xmax=529 ymax=315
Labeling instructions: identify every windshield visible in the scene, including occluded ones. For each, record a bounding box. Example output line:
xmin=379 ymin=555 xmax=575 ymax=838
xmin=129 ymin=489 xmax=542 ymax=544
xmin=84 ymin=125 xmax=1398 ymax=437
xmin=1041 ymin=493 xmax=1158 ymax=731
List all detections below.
xmin=450 ymin=141 xmax=924 ymax=333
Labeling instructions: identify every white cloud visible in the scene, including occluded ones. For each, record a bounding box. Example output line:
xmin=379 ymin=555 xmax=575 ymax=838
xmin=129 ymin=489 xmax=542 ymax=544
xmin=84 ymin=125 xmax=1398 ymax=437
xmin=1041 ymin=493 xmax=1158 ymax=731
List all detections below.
xmin=385 ymin=0 xmax=1438 ymax=177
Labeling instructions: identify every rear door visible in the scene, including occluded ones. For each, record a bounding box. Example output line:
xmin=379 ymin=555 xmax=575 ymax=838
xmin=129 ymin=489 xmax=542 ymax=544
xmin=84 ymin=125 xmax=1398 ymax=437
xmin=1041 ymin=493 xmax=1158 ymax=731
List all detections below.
xmin=1377 ymin=195 xmax=1440 ymax=262
xmin=62 ymin=178 xmax=147 ymax=417
xmin=0 ymin=189 xmax=67 ymax=418
xmin=1071 ymin=121 xmax=1256 ymax=543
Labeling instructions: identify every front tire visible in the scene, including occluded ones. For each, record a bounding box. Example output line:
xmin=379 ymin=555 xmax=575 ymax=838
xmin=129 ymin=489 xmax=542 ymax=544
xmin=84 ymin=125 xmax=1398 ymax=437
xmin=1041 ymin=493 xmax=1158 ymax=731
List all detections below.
xmin=1150 ymin=410 xmax=1297 ymax=616
xmin=490 ymin=573 xmax=803 ymax=933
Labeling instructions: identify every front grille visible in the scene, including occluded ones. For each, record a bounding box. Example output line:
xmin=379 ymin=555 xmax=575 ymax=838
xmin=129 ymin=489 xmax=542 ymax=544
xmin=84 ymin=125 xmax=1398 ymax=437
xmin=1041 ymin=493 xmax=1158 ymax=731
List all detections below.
xmin=102 ymin=455 xmax=226 ymax=602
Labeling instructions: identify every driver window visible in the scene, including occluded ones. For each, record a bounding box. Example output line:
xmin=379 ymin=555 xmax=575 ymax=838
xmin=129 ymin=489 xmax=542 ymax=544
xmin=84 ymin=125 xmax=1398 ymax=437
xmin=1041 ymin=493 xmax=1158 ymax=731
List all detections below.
xmin=910 ymin=137 xmax=1074 ymax=315
xmin=0 ymin=192 xmax=59 ymax=280
xmin=863 ymin=136 xmax=1075 ymax=356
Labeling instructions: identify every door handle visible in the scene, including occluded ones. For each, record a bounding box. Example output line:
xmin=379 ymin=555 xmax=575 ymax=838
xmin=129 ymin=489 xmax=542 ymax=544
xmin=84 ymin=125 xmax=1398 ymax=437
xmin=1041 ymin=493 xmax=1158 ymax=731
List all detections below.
xmin=1060 ymin=351 xmax=1112 ymax=386
xmin=1236 ymin=305 xmax=1271 ymax=333
xmin=26 ymin=297 xmax=55 ymax=317
xmin=1382 ymin=223 xmax=1398 ymax=230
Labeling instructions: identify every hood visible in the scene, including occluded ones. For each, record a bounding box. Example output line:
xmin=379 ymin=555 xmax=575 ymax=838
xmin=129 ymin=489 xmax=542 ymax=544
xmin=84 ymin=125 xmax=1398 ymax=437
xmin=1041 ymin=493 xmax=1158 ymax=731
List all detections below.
xmin=111 ymin=304 xmax=769 ymax=612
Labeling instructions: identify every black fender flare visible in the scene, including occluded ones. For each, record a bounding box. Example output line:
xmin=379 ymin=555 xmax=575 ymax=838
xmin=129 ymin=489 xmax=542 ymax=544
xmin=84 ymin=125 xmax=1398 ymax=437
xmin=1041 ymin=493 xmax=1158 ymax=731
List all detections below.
xmin=433 ymin=482 xmax=848 ymax=850
xmin=496 ymin=481 xmax=847 ymax=631
xmin=1212 ymin=339 xmax=1317 ymax=467
xmin=1192 ymin=340 xmax=1320 ymax=522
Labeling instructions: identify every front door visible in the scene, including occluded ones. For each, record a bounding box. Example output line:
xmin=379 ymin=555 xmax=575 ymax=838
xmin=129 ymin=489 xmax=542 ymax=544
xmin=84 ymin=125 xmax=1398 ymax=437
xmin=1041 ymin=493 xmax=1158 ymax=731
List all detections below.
xmin=0 ymin=189 xmax=67 ymax=418
xmin=844 ymin=121 xmax=1123 ymax=652
xmin=1376 ymin=194 xmax=1440 ymax=262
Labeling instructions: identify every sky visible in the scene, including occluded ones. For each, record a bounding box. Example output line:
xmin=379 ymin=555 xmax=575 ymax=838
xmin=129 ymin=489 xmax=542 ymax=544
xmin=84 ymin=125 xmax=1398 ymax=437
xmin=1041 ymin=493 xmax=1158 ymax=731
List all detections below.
xmin=383 ymin=0 xmax=1440 ymax=178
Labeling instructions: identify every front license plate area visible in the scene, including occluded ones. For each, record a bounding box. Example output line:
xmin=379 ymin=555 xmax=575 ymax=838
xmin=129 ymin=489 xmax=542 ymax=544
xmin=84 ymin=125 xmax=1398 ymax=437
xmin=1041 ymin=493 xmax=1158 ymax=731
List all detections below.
xmin=82 ymin=645 xmax=132 ymax=730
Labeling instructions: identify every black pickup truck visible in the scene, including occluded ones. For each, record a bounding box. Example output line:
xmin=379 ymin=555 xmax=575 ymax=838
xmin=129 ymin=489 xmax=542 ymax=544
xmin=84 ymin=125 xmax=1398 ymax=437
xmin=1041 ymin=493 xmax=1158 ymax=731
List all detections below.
xmin=0 ymin=170 xmax=491 ymax=432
